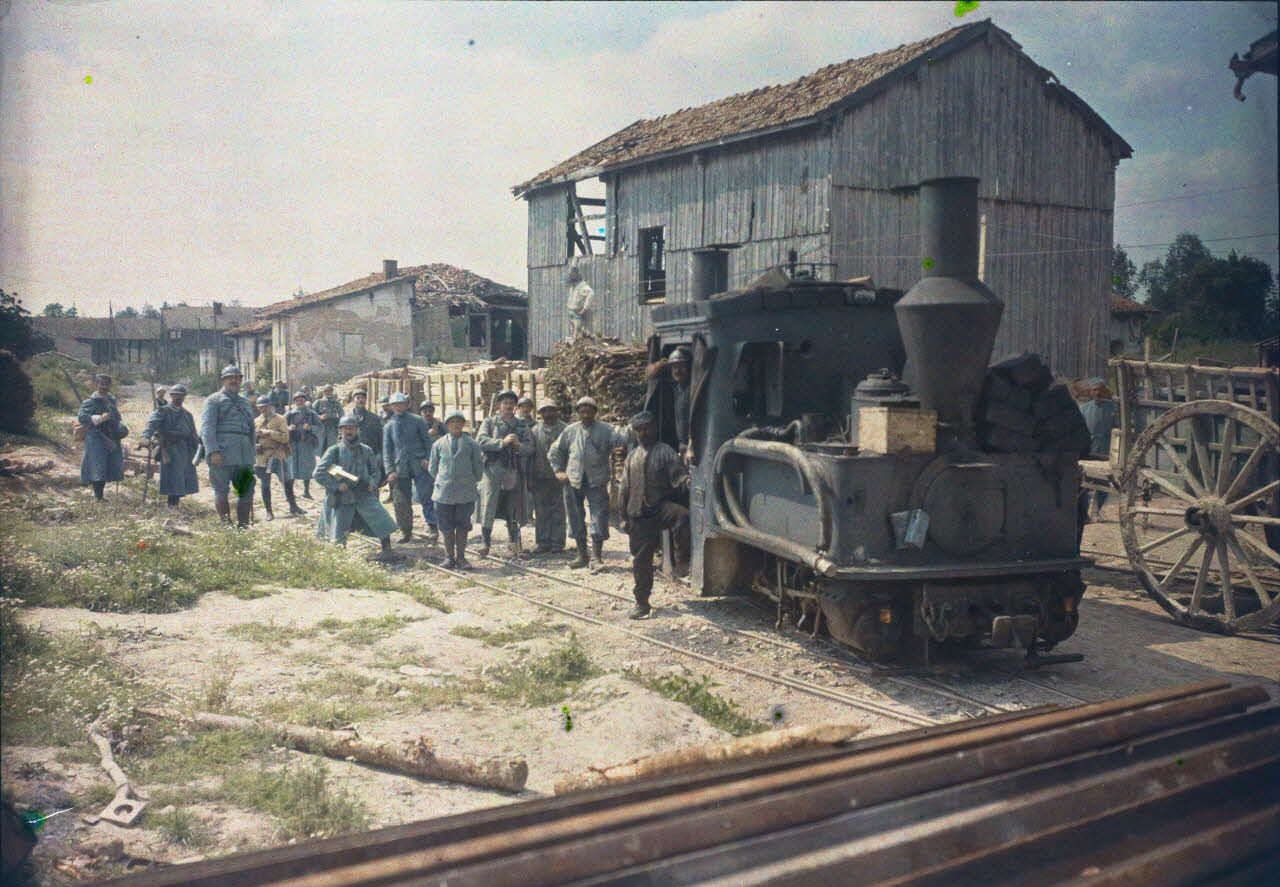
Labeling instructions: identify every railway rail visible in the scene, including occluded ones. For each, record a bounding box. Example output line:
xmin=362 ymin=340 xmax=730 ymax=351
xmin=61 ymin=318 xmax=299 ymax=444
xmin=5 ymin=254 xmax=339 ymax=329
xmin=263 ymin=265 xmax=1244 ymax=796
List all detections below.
xmin=98 ymin=680 xmax=1280 ymax=887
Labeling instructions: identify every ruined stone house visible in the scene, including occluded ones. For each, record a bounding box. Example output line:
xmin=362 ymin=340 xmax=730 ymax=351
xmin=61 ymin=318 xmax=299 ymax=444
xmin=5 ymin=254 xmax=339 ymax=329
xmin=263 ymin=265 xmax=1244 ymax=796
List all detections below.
xmin=226 ymin=318 xmax=272 ymax=386
xmin=249 ymin=260 xmax=528 ymax=388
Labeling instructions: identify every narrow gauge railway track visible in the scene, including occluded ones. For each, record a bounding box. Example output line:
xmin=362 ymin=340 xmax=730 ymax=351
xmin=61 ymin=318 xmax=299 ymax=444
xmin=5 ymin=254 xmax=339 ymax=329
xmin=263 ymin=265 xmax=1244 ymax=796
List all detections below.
xmin=470 ymin=551 xmax=1090 ymax=716
xmin=1082 ymin=545 xmax=1280 ymax=596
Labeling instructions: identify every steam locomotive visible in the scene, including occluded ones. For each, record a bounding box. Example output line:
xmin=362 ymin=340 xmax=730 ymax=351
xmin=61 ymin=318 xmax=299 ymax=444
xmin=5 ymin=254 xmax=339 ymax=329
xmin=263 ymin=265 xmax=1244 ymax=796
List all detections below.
xmin=646 ymin=177 xmax=1088 ymax=664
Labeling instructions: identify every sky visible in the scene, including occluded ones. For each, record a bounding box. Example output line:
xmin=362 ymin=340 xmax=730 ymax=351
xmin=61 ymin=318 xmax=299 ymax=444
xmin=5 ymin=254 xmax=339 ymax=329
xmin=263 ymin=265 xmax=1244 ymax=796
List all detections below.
xmin=1 ymin=0 xmax=1276 ymax=316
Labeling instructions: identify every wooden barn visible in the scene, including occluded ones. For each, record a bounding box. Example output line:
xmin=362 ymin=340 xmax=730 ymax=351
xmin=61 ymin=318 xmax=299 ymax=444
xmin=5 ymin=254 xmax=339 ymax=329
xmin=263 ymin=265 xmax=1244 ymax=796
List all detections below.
xmin=513 ymin=18 xmax=1131 ymax=378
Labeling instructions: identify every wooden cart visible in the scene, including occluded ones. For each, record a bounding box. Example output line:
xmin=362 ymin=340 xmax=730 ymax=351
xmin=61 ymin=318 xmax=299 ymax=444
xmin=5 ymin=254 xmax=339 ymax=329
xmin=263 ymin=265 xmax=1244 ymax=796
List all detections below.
xmin=1102 ymin=358 xmax=1280 ymax=633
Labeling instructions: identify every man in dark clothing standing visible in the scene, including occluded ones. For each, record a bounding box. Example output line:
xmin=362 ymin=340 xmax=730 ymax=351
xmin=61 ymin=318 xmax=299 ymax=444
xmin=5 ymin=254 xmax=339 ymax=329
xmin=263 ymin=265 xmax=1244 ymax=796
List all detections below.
xmin=268 ymin=379 xmax=291 ymax=414
xmin=349 ymin=390 xmax=385 ymax=487
xmin=383 ymin=392 xmax=433 ymax=542
xmin=619 ymin=411 xmax=690 ymax=619
xmin=313 ymin=385 xmax=343 ymax=452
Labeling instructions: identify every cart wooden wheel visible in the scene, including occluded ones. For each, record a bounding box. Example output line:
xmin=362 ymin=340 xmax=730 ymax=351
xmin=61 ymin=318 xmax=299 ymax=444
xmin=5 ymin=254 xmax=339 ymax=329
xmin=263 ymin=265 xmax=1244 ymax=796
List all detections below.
xmin=1117 ymin=399 xmax=1280 ymax=633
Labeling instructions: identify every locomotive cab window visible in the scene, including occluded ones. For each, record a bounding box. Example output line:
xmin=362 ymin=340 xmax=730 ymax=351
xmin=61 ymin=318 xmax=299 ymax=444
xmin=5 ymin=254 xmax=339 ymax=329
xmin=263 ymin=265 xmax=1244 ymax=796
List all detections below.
xmin=732 ymin=341 xmax=784 ymax=418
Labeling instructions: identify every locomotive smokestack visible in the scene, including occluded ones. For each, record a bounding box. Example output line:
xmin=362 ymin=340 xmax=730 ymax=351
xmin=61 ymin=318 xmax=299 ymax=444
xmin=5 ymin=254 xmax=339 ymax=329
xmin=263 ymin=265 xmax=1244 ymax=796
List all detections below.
xmin=895 ymin=177 xmax=1003 ymax=446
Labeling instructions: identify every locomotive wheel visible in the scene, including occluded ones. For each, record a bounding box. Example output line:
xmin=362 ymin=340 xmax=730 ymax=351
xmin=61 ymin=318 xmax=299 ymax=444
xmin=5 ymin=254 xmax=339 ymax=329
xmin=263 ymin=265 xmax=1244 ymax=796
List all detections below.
xmin=1118 ymin=400 xmax=1280 ymax=633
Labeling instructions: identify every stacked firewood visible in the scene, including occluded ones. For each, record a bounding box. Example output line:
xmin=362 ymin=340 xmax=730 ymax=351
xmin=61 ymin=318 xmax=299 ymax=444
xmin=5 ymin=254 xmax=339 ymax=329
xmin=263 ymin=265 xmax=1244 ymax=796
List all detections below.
xmin=544 ymin=335 xmax=648 ymax=423
xmin=977 ymin=352 xmax=1092 ymax=456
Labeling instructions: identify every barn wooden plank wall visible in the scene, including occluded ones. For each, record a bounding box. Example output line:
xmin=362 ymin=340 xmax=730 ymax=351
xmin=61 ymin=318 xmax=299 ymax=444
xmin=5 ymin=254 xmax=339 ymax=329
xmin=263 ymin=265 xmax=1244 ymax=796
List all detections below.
xmin=525 ymin=33 xmax=1120 ymax=378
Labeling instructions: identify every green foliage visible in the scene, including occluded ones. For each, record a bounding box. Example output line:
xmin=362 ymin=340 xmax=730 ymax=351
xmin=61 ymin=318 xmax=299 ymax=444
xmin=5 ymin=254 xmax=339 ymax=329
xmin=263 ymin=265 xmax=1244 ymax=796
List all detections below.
xmin=24 ymin=352 xmax=97 ymax=411
xmin=219 ymin=760 xmax=368 ymax=839
xmin=115 ymin=306 xmax=140 ymax=319
xmin=226 ymin=615 xmax=423 ymax=647
xmin=174 ymin=361 xmax=223 ymax=396
xmin=2 ymin=290 xmax=53 ymax=360
xmin=0 ymin=350 xmax=36 ymax=435
xmin=624 ymin=669 xmax=764 ymax=736
xmin=150 ymin=807 xmax=214 ymax=847
xmin=0 ymin=505 xmax=426 ymax=613
xmin=482 ymin=634 xmax=598 ymax=705
xmin=254 ymin=354 xmax=273 ymax=388
xmin=1 ymin=621 xmax=161 ymax=746
xmin=1139 ymin=234 xmax=1276 ymax=343
xmin=1111 ymin=245 xmax=1138 ymax=300
xmin=450 ymin=621 xmax=555 ymax=647
xmin=131 ymin=729 xmax=274 ymax=785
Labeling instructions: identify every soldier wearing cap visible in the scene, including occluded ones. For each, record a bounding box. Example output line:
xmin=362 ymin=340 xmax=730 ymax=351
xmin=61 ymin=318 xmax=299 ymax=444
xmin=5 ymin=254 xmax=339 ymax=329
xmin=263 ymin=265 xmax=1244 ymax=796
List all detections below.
xmin=349 ymin=389 xmax=385 ymax=487
xmin=154 ymin=386 xmax=169 ymax=411
xmin=78 ymin=373 xmax=129 ymax=501
xmin=619 ymin=411 xmax=691 ymax=619
xmin=142 ymin=383 xmax=199 ymax=508
xmin=254 ymin=394 xmax=297 ymax=520
xmin=414 ymin=400 xmax=445 ymax=535
xmin=549 ymin=395 xmax=631 ymax=571
xmin=268 ymin=379 xmax=291 ymax=414
xmin=529 ymin=400 xmax=567 ymax=554
xmin=383 ymin=391 xmax=434 ymax=542
xmin=314 ymin=414 xmax=398 ymax=550
xmin=284 ymin=391 xmax=321 ymax=500
xmin=476 ymin=389 xmax=534 ymax=557
xmin=313 ymin=385 xmax=343 ymax=452
xmin=429 ymin=409 xmax=484 ymax=569
xmin=201 ymin=365 xmax=257 ymax=526
xmin=645 ymin=345 xmax=694 ymax=463
xmin=419 ymin=401 xmax=445 ymax=440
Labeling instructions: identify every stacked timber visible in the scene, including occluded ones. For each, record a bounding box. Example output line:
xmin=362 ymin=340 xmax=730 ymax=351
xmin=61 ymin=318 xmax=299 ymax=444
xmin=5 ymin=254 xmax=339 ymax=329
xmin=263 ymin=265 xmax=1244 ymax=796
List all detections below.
xmin=96 ymin=681 xmax=1279 ymax=886
xmin=338 ymin=361 xmax=545 ymax=423
xmin=977 ymin=352 xmax=1092 ymax=455
xmin=544 ymin=334 xmax=647 ymax=423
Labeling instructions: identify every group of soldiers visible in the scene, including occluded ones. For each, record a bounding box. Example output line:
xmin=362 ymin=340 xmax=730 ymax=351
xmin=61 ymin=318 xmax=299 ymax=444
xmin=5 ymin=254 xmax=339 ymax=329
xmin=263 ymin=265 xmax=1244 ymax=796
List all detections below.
xmin=77 ymin=352 xmax=697 ymax=619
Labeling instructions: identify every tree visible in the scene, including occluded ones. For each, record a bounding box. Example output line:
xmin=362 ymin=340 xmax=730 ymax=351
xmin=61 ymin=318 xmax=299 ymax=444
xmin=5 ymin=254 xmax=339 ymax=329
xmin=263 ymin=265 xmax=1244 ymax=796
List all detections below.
xmin=66 ymin=304 xmax=78 ymax=317
xmin=1139 ymin=233 xmax=1276 ymax=342
xmin=42 ymin=302 xmax=65 ymax=317
xmin=116 ymin=305 xmax=140 ymax=318
xmin=141 ymin=304 xmax=161 ymax=319
xmin=1 ymin=290 xmax=54 ymax=360
xmin=1111 ymin=246 xmax=1138 ymax=300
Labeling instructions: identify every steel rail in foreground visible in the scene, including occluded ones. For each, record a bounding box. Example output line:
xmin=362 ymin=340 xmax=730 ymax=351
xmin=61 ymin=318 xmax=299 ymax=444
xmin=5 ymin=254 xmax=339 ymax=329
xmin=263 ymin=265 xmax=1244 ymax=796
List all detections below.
xmin=92 ymin=681 xmax=1274 ymax=887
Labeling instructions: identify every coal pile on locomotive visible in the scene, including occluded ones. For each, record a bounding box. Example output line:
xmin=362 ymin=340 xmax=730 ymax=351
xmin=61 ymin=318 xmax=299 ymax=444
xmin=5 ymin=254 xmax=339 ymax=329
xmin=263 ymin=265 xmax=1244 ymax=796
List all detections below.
xmin=649 ymin=176 xmax=1091 ymax=664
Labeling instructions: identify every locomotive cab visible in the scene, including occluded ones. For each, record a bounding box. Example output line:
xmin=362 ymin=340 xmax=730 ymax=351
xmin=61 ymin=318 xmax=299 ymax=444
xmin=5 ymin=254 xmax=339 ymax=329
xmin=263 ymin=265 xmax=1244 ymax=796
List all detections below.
xmin=650 ymin=177 xmax=1087 ymax=664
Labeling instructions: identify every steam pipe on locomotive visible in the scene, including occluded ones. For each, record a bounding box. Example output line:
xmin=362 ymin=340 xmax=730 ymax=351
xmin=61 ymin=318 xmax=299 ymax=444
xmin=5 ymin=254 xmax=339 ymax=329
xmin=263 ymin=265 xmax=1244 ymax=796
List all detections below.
xmin=648 ymin=176 xmax=1089 ymax=665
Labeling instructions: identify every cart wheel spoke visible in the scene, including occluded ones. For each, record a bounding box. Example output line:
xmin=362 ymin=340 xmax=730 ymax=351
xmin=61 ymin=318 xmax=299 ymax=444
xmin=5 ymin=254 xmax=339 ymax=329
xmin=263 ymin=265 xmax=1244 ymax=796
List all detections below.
xmin=1229 ymin=479 xmax=1280 ymax=513
xmin=1159 ymin=535 xmax=1203 ymax=590
xmin=1217 ymin=540 xmax=1235 ymax=621
xmin=1139 ymin=468 xmax=1195 ymax=504
xmin=1231 ymin=514 xmax=1280 ymax=527
xmin=1226 ymin=533 xmax=1273 ymax=608
xmin=1155 ymin=437 xmax=1207 ymax=497
xmin=1236 ymin=528 xmax=1280 ymax=569
xmin=1189 ymin=421 xmax=1214 ymax=496
xmin=1188 ymin=544 xmax=1214 ymax=613
xmin=1138 ymin=525 xmax=1192 ymax=555
xmin=1223 ymin=443 xmax=1268 ymax=504
xmin=1215 ymin=419 xmax=1235 ymax=494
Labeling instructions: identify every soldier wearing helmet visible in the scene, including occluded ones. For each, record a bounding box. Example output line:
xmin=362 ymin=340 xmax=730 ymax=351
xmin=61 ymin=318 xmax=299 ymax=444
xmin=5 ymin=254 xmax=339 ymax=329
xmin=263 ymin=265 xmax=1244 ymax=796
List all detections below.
xmin=528 ymin=400 xmax=568 ymax=554
xmin=142 ymin=383 xmax=200 ymax=509
xmin=200 ymin=365 xmax=257 ymax=526
xmin=548 ymin=395 xmax=632 ymax=571
xmin=383 ymin=391 xmax=436 ymax=542
xmin=314 ymin=414 xmax=398 ymax=550
xmin=475 ymin=389 xmax=533 ymax=557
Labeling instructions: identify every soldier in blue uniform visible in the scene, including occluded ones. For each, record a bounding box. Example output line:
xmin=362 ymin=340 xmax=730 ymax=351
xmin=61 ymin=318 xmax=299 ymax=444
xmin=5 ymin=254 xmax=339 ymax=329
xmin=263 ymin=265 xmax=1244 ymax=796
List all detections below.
xmin=201 ymin=365 xmax=257 ymax=527
xmin=476 ymin=390 xmax=534 ymax=557
xmin=313 ymin=385 xmax=343 ymax=452
xmin=314 ymin=415 xmax=398 ymax=550
xmin=529 ymin=400 xmax=568 ymax=554
xmin=430 ymin=410 xmax=484 ymax=569
xmin=350 ymin=389 xmax=385 ymax=488
xmin=284 ymin=391 xmax=321 ymax=501
xmin=142 ymin=383 xmax=199 ymax=508
xmin=268 ymin=379 xmax=291 ymax=414
xmin=77 ymin=373 xmax=129 ymax=501
xmin=382 ymin=392 xmax=433 ymax=542
xmin=413 ymin=400 xmax=444 ymax=542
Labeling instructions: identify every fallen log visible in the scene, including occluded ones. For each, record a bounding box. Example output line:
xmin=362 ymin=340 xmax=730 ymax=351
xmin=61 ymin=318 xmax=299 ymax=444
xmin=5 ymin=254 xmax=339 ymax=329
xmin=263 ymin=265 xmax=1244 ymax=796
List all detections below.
xmin=554 ymin=720 xmax=866 ymax=795
xmin=139 ymin=708 xmax=527 ymax=794
xmin=88 ymin=721 xmax=148 ymax=826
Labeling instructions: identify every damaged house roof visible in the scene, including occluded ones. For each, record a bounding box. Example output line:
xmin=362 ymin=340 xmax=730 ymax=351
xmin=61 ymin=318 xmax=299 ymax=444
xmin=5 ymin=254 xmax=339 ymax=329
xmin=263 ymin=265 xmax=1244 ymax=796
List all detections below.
xmin=225 ymin=318 xmax=272 ymax=337
xmin=33 ymin=316 xmax=162 ymax=340
xmin=253 ymin=263 xmax=527 ymax=320
xmin=513 ymin=18 xmax=1131 ymax=196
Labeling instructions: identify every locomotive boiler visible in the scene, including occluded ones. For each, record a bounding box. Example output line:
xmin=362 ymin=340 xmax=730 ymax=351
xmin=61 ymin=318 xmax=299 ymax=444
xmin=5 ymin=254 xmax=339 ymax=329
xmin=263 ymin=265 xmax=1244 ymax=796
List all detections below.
xmin=647 ymin=177 xmax=1087 ymax=664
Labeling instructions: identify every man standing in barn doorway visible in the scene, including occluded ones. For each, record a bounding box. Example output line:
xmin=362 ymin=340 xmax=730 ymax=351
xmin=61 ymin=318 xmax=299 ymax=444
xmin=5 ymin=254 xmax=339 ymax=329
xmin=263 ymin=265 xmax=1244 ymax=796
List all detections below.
xmin=566 ymin=266 xmax=594 ymax=339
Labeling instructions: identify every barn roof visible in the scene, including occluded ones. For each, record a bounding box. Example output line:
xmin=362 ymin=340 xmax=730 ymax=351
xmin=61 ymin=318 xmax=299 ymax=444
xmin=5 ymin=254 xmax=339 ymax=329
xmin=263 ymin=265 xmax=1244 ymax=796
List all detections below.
xmin=513 ymin=19 xmax=1131 ymax=196
xmin=33 ymin=316 xmax=162 ymax=340
xmin=1110 ymin=294 xmax=1160 ymax=316
xmin=161 ymin=304 xmax=257 ymax=330
xmin=225 ymin=318 xmax=272 ymax=337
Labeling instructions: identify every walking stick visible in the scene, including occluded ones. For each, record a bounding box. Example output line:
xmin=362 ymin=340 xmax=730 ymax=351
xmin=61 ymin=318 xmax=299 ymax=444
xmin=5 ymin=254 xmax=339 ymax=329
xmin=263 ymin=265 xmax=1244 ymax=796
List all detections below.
xmin=142 ymin=374 xmax=157 ymax=504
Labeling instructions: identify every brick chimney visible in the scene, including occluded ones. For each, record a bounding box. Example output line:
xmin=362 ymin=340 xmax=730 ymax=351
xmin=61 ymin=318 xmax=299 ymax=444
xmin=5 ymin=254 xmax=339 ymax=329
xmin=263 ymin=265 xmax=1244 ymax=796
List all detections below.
xmin=383 ymin=259 xmax=398 ymax=280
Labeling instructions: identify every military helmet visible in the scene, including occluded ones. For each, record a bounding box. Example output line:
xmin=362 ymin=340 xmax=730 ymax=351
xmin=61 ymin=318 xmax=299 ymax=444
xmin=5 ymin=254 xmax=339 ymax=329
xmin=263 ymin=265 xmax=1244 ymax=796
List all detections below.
xmin=420 ymin=400 xmax=435 ymax=410
xmin=94 ymin=373 xmax=112 ymax=383
xmin=220 ymin=365 xmax=243 ymax=379
xmin=630 ymin=410 xmax=655 ymax=428
xmin=338 ymin=414 xmax=359 ymax=429
xmin=168 ymin=384 xmax=188 ymax=395
xmin=292 ymin=391 xmax=307 ymax=401
xmin=352 ymin=389 xmax=367 ymax=398
xmin=517 ymin=395 xmax=534 ymax=407
xmin=388 ymin=392 xmax=410 ymax=405
xmin=667 ymin=346 xmax=692 ymax=364
xmin=537 ymin=400 xmax=559 ymax=414
xmin=444 ymin=409 xmax=466 ymax=423
xmin=256 ymin=395 xmax=272 ymax=406
xmin=496 ymin=389 xmax=518 ymax=403
xmin=575 ymin=396 xmax=597 ymax=409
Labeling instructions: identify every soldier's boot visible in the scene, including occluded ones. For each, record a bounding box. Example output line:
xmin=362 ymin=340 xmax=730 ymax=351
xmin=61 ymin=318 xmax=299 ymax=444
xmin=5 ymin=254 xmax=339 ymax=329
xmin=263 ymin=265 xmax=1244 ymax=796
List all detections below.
xmin=91 ymin=481 xmax=106 ymax=501
xmin=215 ymin=498 xmax=231 ymax=523
xmin=508 ymin=525 xmax=523 ymax=559
xmin=235 ymin=498 xmax=253 ymax=529
xmin=477 ymin=527 xmax=492 ymax=558
xmin=455 ymin=529 xmax=471 ymax=570
xmin=380 ymin=536 xmax=392 ymax=553
xmin=284 ymin=482 xmax=304 ymax=515
xmin=589 ymin=538 xmax=605 ymax=573
xmin=441 ymin=533 xmax=457 ymax=570
xmin=425 ymin=524 xmax=439 ymax=544
xmin=569 ymin=537 xmax=589 ymax=569
xmin=167 ymin=495 xmax=180 ymax=509
xmin=302 ymin=480 xmax=313 ymax=500
xmin=261 ymin=483 xmax=274 ymax=521
xmin=393 ymin=496 xmax=414 ymax=542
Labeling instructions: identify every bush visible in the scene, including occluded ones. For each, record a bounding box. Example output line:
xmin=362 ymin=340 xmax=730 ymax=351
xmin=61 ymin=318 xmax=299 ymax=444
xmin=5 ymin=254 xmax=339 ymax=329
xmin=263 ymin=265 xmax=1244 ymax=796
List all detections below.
xmin=23 ymin=352 xmax=98 ymax=412
xmin=0 ymin=350 xmax=36 ymax=434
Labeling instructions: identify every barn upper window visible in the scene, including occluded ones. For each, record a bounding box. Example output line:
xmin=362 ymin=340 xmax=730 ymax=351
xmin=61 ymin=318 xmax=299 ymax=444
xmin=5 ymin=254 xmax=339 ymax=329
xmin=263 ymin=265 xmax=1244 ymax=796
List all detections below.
xmin=567 ymin=179 xmax=607 ymax=258
xmin=639 ymin=226 xmax=666 ymax=304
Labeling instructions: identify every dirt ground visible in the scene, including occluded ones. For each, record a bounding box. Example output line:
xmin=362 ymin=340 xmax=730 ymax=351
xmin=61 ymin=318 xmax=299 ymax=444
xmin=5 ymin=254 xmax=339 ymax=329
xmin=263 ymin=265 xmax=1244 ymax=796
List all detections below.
xmin=2 ymin=383 xmax=1277 ymax=883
